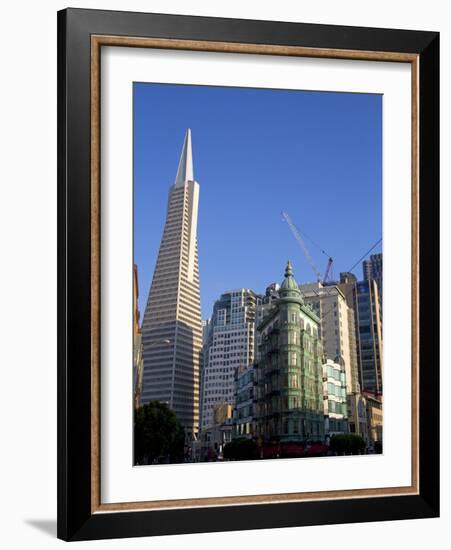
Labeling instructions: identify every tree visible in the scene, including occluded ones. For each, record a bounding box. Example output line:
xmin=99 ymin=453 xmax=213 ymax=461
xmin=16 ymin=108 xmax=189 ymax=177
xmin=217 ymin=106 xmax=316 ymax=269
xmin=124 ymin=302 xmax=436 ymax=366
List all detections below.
xmin=134 ymin=401 xmax=185 ymax=464
xmin=223 ymin=438 xmax=258 ymax=461
xmin=329 ymin=434 xmax=365 ymax=455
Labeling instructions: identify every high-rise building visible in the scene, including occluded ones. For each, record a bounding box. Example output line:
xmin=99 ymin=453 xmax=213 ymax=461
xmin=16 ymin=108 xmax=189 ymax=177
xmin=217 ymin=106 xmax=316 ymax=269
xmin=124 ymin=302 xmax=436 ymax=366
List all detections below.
xmin=255 ymin=283 xmax=280 ymax=329
xmin=363 ymin=253 xmax=383 ymax=307
xmin=255 ymin=261 xmax=325 ymax=443
xmin=202 ymin=319 xmax=211 ymax=345
xmin=300 ymin=282 xmax=360 ymax=395
xmin=363 ymin=253 xmax=382 ymax=288
xmin=200 ymin=289 xmax=259 ymax=431
xmin=354 ymin=279 xmax=383 ymax=393
xmin=336 ymin=272 xmax=360 ymax=378
xmin=141 ymin=129 xmax=202 ymax=438
xmin=339 ymin=272 xmax=358 ymax=287
xmin=337 ymin=274 xmax=383 ymax=394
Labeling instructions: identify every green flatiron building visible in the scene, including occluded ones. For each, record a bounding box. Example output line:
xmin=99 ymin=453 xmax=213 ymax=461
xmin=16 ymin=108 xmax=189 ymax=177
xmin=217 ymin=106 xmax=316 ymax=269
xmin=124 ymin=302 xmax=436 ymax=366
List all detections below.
xmin=255 ymin=261 xmax=325 ymax=443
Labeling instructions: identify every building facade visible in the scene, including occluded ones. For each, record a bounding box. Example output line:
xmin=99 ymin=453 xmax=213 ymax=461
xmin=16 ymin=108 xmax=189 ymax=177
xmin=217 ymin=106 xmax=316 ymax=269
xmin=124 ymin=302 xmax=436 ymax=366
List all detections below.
xmin=354 ymin=279 xmax=383 ymax=393
xmin=363 ymin=253 xmax=383 ymax=305
xmin=233 ymin=365 xmax=255 ymax=438
xmin=300 ymin=282 xmax=360 ymax=395
xmin=337 ymin=273 xmax=383 ymax=395
xmin=196 ymin=403 xmax=234 ymax=461
xmin=364 ymin=391 xmax=383 ymax=447
xmin=200 ymin=289 xmax=259 ymax=431
xmin=256 ymin=283 xmax=280 ymax=328
xmin=141 ymin=129 xmax=202 ymax=438
xmin=300 ymin=281 xmax=363 ymax=436
xmin=347 ymin=392 xmax=369 ymax=441
xmin=322 ymin=359 xmax=348 ymax=439
xmin=255 ymin=261 xmax=325 ymax=443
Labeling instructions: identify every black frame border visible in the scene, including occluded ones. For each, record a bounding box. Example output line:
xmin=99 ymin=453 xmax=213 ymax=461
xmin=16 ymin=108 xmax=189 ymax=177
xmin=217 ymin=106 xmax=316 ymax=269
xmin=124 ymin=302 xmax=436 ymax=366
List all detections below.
xmin=57 ymin=8 xmax=439 ymax=541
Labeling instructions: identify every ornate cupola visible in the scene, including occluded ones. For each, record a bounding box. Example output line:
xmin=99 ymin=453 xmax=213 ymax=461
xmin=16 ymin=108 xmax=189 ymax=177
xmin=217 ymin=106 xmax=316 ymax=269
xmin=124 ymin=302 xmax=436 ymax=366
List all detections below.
xmin=279 ymin=260 xmax=304 ymax=304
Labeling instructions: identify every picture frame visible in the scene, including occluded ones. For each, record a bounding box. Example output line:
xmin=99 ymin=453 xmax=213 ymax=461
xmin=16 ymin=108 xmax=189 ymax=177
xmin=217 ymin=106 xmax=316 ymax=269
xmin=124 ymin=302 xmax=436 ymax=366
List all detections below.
xmin=57 ymin=7 xmax=439 ymax=541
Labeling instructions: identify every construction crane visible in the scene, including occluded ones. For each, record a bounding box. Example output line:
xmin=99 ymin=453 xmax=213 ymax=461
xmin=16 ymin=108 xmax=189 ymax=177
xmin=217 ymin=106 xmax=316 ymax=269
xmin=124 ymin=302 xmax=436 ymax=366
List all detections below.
xmin=323 ymin=257 xmax=334 ymax=284
xmin=281 ymin=211 xmax=333 ymax=284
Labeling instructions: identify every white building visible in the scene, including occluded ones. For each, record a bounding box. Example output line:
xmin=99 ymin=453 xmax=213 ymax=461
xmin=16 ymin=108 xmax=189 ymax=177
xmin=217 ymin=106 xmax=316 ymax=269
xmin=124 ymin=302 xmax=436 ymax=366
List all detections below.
xmin=200 ymin=289 xmax=258 ymax=431
xmin=299 ymin=282 xmax=360 ymax=395
xmin=141 ymin=129 xmax=202 ymax=438
xmin=323 ymin=359 xmax=348 ymax=439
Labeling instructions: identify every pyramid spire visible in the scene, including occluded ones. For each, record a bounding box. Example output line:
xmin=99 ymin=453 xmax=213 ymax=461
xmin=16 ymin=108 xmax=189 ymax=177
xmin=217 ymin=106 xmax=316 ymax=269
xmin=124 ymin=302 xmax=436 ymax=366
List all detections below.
xmin=174 ymin=128 xmax=194 ymax=187
xmin=142 ymin=127 xmax=201 ymax=436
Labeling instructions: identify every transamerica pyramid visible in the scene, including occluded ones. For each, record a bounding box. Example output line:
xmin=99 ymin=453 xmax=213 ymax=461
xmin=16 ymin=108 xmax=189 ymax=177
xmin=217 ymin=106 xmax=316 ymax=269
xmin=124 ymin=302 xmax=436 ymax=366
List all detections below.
xmin=141 ymin=129 xmax=202 ymax=439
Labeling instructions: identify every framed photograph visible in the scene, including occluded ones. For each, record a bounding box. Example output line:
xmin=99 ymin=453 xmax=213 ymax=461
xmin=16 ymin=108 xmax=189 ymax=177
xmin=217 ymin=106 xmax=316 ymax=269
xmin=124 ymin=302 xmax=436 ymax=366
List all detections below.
xmin=57 ymin=8 xmax=439 ymax=541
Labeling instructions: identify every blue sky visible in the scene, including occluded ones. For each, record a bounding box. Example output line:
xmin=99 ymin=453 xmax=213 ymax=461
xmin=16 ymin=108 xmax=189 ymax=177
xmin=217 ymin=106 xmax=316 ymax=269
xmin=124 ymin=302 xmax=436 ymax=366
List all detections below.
xmin=134 ymin=83 xmax=382 ymax=319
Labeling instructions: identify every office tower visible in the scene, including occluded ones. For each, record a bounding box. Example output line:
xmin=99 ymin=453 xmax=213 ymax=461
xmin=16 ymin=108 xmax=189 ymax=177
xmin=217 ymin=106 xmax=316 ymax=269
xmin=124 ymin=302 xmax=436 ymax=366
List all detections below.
xmin=141 ymin=129 xmax=202 ymax=438
xmin=354 ymin=279 xmax=383 ymax=393
xmin=200 ymin=289 xmax=258 ymax=431
xmin=255 ymin=261 xmax=325 ymax=443
xmin=363 ymin=253 xmax=383 ymax=306
xmin=363 ymin=253 xmax=382 ymax=286
xmin=202 ymin=319 xmax=211 ymax=345
xmin=337 ymin=274 xmax=383 ymax=394
xmin=300 ymin=282 xmax=360 ymax=396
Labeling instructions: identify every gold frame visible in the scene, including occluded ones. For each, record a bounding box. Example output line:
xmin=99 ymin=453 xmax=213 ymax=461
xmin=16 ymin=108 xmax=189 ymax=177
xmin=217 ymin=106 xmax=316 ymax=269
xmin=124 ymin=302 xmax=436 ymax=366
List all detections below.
xmin=90 ymin=35 xmax=419 ymax=514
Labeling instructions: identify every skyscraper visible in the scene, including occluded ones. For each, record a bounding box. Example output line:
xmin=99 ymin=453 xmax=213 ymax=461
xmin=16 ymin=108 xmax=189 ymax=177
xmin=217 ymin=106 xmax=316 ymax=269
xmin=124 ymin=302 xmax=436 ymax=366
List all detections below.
xmin=299 ymin=282 xmax=360 ymax=395
xmin=141 ymin=129 xmax=202 ymax=438
xmin=363 ymin=253 xmax=382 ymax=284
xmin=337 ymin=273 xmax=383 ymax=394
xmin=354 ymin=279 xmax=383 ymax=393
xmin=200 ymin=289 xmax=258 ymax=431
xmin=363 ymin=253 xmax=383 ymax=306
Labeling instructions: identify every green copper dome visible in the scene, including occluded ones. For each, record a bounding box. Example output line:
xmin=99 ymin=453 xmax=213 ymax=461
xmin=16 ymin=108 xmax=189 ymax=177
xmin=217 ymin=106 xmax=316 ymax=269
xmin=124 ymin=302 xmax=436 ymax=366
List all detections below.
xmin=279 ymin=260 xmax=303 ymax=305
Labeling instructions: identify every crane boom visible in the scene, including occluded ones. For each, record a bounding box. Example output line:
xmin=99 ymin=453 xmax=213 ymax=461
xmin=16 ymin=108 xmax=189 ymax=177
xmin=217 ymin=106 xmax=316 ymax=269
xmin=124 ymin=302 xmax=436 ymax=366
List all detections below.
xmin=281 ymin=211 xmax=322 ymax=282
xmin=323 ymin=257 xmax=334 ymax=284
